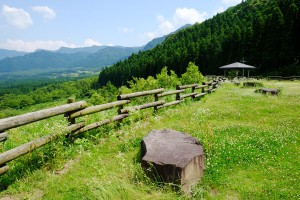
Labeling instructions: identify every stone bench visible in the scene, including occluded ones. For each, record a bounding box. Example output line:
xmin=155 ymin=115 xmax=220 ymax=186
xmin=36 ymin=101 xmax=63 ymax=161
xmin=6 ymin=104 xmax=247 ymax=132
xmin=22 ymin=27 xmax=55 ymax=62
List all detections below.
xmin=141 ymin=129 xmax=204 ymax=193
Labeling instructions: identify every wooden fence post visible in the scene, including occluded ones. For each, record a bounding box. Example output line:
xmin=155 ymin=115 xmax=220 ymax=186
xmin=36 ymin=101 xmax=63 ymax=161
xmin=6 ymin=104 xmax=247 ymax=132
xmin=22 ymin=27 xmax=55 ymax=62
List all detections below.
xmin=67 ymin=97 xmax=76 ymax=124
xmin=66 ymin=97 xmax=76 ymax=141
xmin=191 ymin=85 xmax=196 ymax=99
xmin=201 ymin=82 xmax=205 ymax=93
xmin=154 ymin=94 xmax=159 ymax=113
xmin=176 ymin=85 xmax=181 ymax=100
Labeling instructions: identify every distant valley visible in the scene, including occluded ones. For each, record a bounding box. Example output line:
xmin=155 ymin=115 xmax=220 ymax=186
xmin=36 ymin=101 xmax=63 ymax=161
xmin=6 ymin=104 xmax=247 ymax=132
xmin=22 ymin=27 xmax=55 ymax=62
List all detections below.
xmin=0 ymin=24 xmax=191 ymax=84
xmin=0 ymin=45 xmax=143 ymax=82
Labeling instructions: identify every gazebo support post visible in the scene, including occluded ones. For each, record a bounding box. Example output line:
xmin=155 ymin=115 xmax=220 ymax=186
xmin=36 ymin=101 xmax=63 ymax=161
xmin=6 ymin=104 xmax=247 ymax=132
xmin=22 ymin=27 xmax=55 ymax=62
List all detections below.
xmin=235 ymin=70 xmax=239 ymax=78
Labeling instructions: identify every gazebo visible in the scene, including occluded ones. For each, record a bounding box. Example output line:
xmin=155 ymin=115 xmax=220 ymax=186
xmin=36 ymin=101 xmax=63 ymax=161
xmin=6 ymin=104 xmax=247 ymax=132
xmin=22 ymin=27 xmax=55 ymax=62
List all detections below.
xmin=219 ymin=62 xmax=255 ymax=78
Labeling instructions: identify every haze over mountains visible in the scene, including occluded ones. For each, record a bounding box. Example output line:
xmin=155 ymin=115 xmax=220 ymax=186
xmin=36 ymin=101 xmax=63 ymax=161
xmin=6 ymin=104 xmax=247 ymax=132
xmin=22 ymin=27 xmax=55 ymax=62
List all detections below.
xmin=0 ymin=45 xmax=142 ymax=80
xmin=0 ymin=46 xmax=142 ymax=72
xmin=0 ymin=24 xmax=191 ymax=82
xmin=0 ymin=49 xmax=27 ymax=60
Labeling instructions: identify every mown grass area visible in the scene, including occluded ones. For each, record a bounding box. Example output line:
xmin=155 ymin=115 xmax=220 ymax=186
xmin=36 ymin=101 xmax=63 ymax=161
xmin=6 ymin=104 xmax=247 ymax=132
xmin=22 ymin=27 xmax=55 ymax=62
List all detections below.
xmin=0 ymin=80 xmax=299 ymax=199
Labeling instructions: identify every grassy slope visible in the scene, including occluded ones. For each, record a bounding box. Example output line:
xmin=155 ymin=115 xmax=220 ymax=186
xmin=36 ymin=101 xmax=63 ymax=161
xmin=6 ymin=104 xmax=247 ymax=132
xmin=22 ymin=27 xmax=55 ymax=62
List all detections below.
xmin=0 ymin=80 xmax=299 ymax=199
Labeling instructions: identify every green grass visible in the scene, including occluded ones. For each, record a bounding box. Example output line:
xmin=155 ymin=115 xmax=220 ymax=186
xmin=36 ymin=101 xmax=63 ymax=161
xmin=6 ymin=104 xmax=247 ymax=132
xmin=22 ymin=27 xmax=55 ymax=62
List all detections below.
xmin=0 ymin=80 xmax=299 ymax=199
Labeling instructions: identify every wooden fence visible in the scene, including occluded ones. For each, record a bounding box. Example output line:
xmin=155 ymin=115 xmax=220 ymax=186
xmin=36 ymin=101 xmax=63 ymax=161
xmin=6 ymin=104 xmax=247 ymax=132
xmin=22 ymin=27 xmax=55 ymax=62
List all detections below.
xmin=267 ymin=76 xmax=300 ymax=80
xmin=0 ymin=77 xmax=224 ymax=176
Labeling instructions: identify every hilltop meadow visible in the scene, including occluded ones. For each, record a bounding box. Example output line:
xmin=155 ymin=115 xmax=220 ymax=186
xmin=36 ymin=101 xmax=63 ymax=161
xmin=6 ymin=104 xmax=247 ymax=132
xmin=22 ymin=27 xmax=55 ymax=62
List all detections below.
xmin=0 ymin=76 xmax=299 ymax=199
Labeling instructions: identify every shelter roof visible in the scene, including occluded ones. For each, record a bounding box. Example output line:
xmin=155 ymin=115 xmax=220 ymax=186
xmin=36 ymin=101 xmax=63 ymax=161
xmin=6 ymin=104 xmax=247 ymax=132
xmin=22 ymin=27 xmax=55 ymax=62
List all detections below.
xmin=219 ymin=62 xmax=255 ymax=69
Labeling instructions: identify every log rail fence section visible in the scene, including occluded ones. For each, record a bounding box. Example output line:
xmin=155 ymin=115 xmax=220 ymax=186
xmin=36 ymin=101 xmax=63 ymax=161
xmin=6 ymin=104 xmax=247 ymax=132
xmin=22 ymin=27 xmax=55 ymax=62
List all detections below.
xmin=0 ymin=77 xmax=224 ymax=176
xmin=267 ymin=76 xmax=300 ymax=80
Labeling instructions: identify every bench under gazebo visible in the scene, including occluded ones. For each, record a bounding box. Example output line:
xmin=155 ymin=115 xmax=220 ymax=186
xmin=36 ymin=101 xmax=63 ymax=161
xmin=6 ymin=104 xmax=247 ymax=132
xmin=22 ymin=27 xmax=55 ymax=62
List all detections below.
xmin=219 ymin=62 xmax=255 ymax=78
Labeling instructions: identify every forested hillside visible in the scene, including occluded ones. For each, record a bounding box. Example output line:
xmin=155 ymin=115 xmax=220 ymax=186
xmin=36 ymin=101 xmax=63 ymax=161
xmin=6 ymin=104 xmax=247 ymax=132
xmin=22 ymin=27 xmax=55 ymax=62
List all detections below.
xmin=98 ymin=0 xmax=300 ymax=87
xmin=0 ymin=49 xmax=27 ymax=60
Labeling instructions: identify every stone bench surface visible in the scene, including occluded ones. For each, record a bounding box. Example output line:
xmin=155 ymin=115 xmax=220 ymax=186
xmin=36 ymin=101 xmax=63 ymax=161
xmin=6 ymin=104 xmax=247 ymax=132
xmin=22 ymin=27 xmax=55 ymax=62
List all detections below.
xmin=142 ymin=129 xmax=203 ymax=168
xmin=141 ymin=129 xmax=204 ymax=193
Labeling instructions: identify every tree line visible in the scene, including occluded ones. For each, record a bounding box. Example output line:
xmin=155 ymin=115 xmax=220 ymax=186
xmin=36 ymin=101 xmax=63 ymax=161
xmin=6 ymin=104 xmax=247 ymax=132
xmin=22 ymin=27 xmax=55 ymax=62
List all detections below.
xmin=0 ymin=77 xmax=97 ymax=118
xmin=98 ymin=0 xmax=300 ymax=87
xmin=0 ymin=62 xmax=204 ymax=119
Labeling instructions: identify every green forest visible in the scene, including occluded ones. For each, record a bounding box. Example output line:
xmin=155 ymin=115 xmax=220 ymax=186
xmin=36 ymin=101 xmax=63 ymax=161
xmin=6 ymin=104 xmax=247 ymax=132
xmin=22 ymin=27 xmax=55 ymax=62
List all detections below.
xmin=0 ymin=77 xmax=97 ymax=118
xmin=0 ymin=62 xmax=205 ymax=119
xmin=98 ymin=0 xmax=300 ymax=87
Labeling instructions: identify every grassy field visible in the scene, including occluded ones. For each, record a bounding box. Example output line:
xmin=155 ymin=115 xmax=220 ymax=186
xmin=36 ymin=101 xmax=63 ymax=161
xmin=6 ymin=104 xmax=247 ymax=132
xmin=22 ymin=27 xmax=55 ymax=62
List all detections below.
xmin=0 ymin=80 xmax=299 ymax=199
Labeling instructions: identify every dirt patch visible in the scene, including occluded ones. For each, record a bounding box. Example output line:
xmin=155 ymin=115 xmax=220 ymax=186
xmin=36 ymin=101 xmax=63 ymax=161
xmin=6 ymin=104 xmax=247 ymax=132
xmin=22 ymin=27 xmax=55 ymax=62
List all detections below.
xmin=54 ymin=157 xmax=80 ymax=175
xmin=0 ymin=189 xmax=43 ymax=200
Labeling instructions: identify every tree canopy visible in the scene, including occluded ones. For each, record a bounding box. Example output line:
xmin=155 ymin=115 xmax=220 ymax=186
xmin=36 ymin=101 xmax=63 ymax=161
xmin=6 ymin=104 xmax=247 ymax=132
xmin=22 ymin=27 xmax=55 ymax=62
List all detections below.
xmin=98 ymin=0 xmax=300 ymax=87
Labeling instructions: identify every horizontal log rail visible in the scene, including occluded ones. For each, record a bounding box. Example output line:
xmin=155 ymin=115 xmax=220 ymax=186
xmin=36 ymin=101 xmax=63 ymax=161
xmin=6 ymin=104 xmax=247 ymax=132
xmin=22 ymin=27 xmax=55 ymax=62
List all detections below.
xmin=70 ymin=100 xmax=130 ymax=119
xmin=268 ymin=76 xmax=300 ymax=80
xmin=195 ymin=85 xmax=207 ymax=89
xmin=120 ymin=100 xmax=165 ymax=114
xmin=157 ymin=100 xmax=184 ymax=109
xmin=117 ymin=88 xmax=164 ymax=100
xmin=176 ymin=84 xmax=198 ymax=90
xmin=206 ymin=88 xmax=213 ymax=93
xmin=194 ymin=93 xmax=206 ymax=98
xmin=0 ymin=165 xmax=9 ymax=176
xmin=180 ymin=93 xmax=198 ymax=99
xmin=0 ymin=101 xmax=88 ymax=132
xmin=72 ymin=114 xmax=129 ymax=136
xmin=291 ymin=76 xmax=300 ymax=79
xmin=0 ymin=132 xmax=8 ymax=142
xmin=156 ymin=89 xmax=185 ymax=98
xmin=205 ymin=81 xmax=213 ymax=86
xmin=0 ymin=122 xmax=85 ymax=167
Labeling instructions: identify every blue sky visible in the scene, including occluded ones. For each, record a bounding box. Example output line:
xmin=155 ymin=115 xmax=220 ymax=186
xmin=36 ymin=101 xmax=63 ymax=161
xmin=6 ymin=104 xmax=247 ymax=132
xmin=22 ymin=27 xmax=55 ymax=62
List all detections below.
xmin=0 ymin=0 xmax=241 ymax=52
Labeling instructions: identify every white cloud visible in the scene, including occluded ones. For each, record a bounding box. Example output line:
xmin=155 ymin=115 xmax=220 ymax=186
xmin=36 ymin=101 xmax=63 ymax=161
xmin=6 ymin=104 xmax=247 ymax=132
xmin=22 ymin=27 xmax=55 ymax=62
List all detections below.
xmin=0 ymin=39 xmax=111 ymax=52
xmin=157 ymin=15 xmax=165 ymax=23
xmin=120 ymin=27 xmax=133 ymax=33
xmin=173 ymin=7 xmax=207 ymax=25
xmin=158 ymin=20 xmax=174 ymax=34
xmin=143 ymin=32 xmax=156 ymax=40
xmin=139 ymin=31 xmax=157 ymax=42
xmin=2 ymin=5 xmax=33 ymax=28
xmin=222 ymin=0 xmax=241 ymax=6
xmin=142 ymin=7 xmax=207 ymax=41
xmin=213 ymin=7 xmax=225 ymax=15
xmin=83 ymin=39 xmax=102 ymax=47
xmin=32 ymin=6 xmax=56 ymax=20
xmin=155 ymin=15 xmax=174 ymax=35
xmin=0 ymin=39 xmax=76 ymax=52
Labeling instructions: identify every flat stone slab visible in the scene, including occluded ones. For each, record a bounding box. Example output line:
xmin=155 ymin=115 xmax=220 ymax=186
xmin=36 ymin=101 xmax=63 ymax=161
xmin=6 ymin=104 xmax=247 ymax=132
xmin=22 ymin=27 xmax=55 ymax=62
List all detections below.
xmin=141 ymin=129 xmax=204 ymax=193
xmin=255 ymin=88 xmax=279 ymax=95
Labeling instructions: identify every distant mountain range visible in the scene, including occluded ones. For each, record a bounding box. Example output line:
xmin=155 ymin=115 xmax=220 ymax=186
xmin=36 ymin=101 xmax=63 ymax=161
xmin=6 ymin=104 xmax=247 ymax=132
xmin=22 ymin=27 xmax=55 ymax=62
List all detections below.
xmin=0 ymin=49 xmax=27 ymax=60
xmin=0 ymin=46 xmax=142 ymax=74
xmin=0 ymin=24 xmax=190 ymax=81
xmin=0 ymin=46 xmax=142 ymax=73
